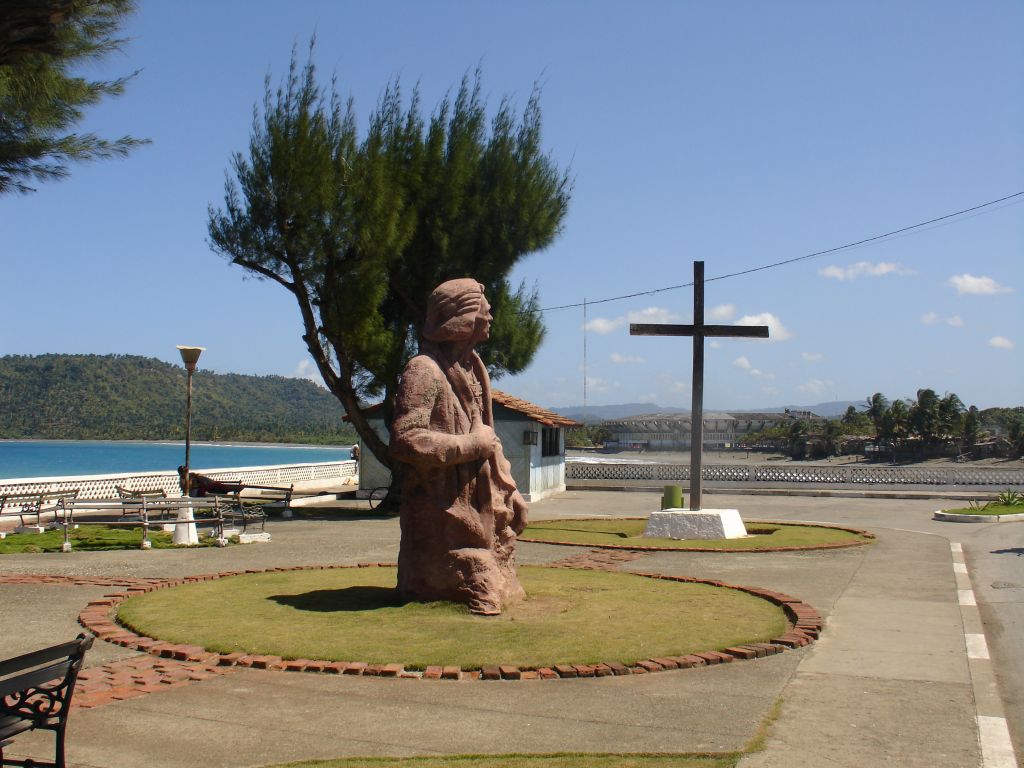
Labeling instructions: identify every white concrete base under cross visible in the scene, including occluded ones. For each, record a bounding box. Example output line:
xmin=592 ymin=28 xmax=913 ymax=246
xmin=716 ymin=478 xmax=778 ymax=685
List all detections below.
xmin=644 ymin=508 xmax=748 ymax=540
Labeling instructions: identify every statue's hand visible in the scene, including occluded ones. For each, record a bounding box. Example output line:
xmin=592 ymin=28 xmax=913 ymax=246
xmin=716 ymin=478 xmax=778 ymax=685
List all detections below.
xmin=469 ymin=412 xmax=498 ymax=459
xmin=510 ymin=490 xmax=528 ymax=535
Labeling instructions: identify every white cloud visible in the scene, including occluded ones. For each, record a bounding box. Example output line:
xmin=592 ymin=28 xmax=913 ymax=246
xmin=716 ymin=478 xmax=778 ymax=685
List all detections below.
xmin=801 ymin=352 xmax=824 ymax=362
xmin=761 ymin=386 xmax=780 ymax=396
xmin=669 ymin=380 xmax=689 ymax=394
xmin=290 ymin=359 xmax=324 ymax=386
xmin=585 ymin=376 xmax=613 ymax=394
xmin=921 ymin=311 xmax=965 ymax=327
xmin=583 ymin=317 xmax=625 ymax=335
xmin=732 ymin=356 xmax=774 ymax=379
xmin=709 ymin=341 xmax=722 ymax=349
xmin=798 ymin=378 xmax=834 ymax=396
xmin=626 ymin=306 xmax=683 ymax=324
xmin=610 ymin=352 xmax=645 ymax=365
xmin=638 ymin=392 xmax=658 ymax=403
xmin=819 ymin=261 xmax=913 ymax=281
xmin=989 ymin=336 xmax=1014 ymax=350
xmin=737 ymin=312 xmax=792 ymax=341
xmin=708 ymin=304 xmax=736 ymax=322
xmin=949 ymin=274 xmax=1012 ymax=295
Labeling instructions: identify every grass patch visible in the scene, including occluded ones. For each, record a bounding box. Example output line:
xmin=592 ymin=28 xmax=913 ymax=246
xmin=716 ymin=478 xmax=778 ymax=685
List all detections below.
xmin=117 ymin=566 xmax=787 ymax=669
xmin=943 ymin=504 xmax=1022 ymax=516
xmin=522 ymin=519 xmax=870 ymax=550
xmin=265 ymin=754 xmax=738 ymax=768
xmin=0 ymin=526 xmax=226 ymax=554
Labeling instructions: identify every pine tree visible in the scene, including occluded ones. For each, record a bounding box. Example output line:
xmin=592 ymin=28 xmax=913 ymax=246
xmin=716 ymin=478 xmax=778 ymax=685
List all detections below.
xmin=208 ymin=41 xmax=571 ymax=466
xmin=0 ymin=0 xmax=148 ymax=195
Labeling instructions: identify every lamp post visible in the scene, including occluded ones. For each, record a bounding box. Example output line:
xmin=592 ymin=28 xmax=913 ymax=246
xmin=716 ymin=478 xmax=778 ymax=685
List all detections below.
xmin=175 ymin=345 xmax=205 ymax=546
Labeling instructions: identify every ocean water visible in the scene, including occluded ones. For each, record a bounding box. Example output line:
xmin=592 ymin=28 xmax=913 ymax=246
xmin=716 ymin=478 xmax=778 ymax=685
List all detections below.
xmin=0 ymin=440 xmax=354 ymax=481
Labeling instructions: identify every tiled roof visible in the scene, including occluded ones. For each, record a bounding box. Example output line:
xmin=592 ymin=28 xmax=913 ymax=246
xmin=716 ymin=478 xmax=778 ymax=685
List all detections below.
xmin=346 ymin=390 xmax=579 ymax=428
xmin=492 ymin=390 xmax=579 ymax=427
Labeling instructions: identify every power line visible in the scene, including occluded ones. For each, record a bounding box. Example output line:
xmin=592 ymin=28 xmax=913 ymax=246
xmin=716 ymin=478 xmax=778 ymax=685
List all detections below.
xmin=532 ymin=191 xmax=1024 ymax=314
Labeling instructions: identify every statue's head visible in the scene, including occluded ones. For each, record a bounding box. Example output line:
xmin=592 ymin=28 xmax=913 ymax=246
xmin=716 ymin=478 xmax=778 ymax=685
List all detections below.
xmin=422 ymin=278 xmax=491 ymax=344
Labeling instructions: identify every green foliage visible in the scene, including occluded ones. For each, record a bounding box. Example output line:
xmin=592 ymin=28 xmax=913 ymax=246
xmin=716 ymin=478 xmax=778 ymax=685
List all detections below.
xmin=566 ymin=424 xmax=612 ymax=448
xmin=523 ymin=519 xmax=873 ymax=550
xmin=0 ymin=353 xmax=356 ymax=443
xmin=208 ymin=41 xmax=571 ymax=466
xmin=0 ymin=525 xmax=225 ymax=554
xmin=995 ymin=489 xmax=1023 ymax=507
xmin=0 ymin=0 xmax=148 ymax=194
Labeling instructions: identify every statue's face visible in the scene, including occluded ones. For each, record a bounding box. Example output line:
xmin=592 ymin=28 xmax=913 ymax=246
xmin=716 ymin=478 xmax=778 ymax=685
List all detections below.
xmin=472 ymin=295 xmax=492 ymax=343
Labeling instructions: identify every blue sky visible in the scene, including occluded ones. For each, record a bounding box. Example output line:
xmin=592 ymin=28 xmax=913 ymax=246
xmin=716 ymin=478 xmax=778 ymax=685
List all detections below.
xmin=3 ymin=1 xmax=1021 ymax=411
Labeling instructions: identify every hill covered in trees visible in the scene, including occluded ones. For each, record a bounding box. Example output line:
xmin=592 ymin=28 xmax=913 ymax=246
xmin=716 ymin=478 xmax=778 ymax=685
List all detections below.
xmin=0 ymin=354 xmax=356 ymax=444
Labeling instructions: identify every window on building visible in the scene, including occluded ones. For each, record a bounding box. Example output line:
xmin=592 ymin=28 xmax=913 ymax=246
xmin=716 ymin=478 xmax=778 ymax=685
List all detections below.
xmin=541 ymin=427 xmax=562 ymax=457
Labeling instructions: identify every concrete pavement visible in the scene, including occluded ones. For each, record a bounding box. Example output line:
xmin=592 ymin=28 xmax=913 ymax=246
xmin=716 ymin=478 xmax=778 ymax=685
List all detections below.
xmin=0 ymin=490 xmax=1018 ymax=767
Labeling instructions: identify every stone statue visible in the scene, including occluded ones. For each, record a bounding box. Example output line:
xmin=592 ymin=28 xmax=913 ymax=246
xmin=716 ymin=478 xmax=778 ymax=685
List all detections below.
xmin=390 ymin=278 xmax=528 ymax=615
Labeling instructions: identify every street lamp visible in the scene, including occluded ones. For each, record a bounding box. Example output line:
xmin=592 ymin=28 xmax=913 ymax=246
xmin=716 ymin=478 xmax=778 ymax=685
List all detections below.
xmin=175 ymin=345 xmax=205 ymax=546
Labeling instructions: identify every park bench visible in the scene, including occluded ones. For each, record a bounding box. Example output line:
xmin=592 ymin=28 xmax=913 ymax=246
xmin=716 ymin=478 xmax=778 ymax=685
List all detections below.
xmin=0 ymin=490 xmax=79 ymax=532
xmin=0 ymin=634 xmax=93 ymax=768
xmin=114 ymin=486 xmax=169 ymax=519
xmin=206 ymin=483 xmax=296 ymax=532
xmin=59 ymin=497 xmax=227 ymax=551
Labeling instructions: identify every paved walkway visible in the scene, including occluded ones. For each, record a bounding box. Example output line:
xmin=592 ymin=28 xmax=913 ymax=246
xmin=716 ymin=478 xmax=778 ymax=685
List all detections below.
xmin=0 ymin=491 xmax=1017 ymax=767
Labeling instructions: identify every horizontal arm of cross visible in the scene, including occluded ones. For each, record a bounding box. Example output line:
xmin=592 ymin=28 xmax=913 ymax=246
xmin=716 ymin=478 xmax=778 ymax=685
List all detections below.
xmin=629 ymin=323 xmax=769 ymax=338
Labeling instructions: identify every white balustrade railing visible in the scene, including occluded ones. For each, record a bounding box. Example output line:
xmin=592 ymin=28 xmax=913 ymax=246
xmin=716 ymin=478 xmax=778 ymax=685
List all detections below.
xmin=0 ymin=461 xmax=357 ymax=500
xmin=567 ymin=460 xmax=1024 ymax=487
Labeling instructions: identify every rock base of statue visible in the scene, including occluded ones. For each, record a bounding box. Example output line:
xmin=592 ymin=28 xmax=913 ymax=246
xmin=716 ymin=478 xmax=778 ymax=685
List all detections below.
xmin=643 ymin=508 xmax=748 ymax=540
xmin=397 ymin=523 xmax=525 ymax=615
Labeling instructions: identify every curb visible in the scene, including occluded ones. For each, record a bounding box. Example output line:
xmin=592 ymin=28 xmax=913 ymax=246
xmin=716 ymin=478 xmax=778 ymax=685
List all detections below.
xmin=932 ymin=510 xmax=1024 ymax=523
xmin=73 ymin=564 xmax=823 ymax=682
xmin=520 ymin=518 xmax=875 ymax=553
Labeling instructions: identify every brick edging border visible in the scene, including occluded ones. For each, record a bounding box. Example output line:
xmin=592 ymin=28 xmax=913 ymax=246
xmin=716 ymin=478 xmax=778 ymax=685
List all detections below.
xmin=73 ymin=564 xmax=823 ymax=681
xmin=519 ymin=518 xmax=875 ymax=553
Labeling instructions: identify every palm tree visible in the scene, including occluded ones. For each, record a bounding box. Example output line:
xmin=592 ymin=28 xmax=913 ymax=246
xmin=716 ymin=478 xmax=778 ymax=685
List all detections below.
xmin=865 ymin=393 xmax=889 ymax=434
xmin=961 ymin=406 xmax=980 ymax=456
xmin=879 ymin=399 xmax=910 ymax=459
xmin=939 ymin=393 xmax=965 ymax=439
xmin=910 ymin=388 xmax=941 ymax=448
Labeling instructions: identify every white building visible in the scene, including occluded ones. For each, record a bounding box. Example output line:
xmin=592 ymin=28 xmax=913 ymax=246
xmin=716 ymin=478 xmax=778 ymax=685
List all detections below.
xmin=355 ymin=391 xmax=579 ymax=502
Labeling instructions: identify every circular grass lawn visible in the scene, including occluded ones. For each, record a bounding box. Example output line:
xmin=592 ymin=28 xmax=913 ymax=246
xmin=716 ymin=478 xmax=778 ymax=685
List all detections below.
xmin=116 ymin=566 xmax=788 ymax=669
xmin=520 ymin=519 xmax=873 ymax=551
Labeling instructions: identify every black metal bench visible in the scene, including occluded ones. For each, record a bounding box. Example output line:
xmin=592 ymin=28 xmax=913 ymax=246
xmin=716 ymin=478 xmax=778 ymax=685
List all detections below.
xmin=0 ymin=634 xmax=93 ymax=768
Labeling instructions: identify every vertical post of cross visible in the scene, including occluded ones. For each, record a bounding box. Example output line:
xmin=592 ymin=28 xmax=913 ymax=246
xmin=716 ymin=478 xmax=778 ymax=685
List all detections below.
xmin=690 ymin=261 xmax=704 ymax=510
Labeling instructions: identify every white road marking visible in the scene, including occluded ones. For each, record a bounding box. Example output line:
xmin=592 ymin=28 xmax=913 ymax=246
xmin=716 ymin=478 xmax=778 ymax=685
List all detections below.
xmin=959 ymin=589 xmax=977 ymax=606
xmin=965 ymin=633 xmax=990 ymax=660
xmin=978 ymin=716 xmax=1017 ymax=768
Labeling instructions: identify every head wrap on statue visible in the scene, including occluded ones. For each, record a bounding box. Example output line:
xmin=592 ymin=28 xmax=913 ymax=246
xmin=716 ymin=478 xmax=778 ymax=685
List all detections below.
xmin=422 ymin=279 xmax=486 ymax=342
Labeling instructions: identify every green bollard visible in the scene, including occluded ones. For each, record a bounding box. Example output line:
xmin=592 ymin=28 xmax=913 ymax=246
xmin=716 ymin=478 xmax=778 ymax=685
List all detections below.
xmin=662 ymin=485 xmax=683 ymax=510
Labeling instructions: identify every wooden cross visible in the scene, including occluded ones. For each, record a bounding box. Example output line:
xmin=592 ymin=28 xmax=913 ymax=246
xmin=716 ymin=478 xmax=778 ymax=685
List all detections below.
xmin=630 ymin=261 xmax=769 ymax=510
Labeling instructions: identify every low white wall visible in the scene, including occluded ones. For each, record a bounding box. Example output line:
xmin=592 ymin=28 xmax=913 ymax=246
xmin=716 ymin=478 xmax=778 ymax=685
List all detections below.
xmin=567 ymin=460 xmax=1024 ymax=487
xmin=0 ymin=460 xmax=358 ymax=500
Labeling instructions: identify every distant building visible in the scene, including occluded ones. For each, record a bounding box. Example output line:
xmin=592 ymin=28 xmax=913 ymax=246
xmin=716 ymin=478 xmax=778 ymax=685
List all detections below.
xmin=354 ymin=391 xmax=579 ymax=502
xmin=603 ymin=409 xmax=823 ymax=450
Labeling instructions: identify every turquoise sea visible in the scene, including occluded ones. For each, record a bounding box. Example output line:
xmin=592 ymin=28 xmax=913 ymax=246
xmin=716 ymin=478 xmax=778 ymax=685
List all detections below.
xmin=0 ymin=440 xmax=354 ymax=481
